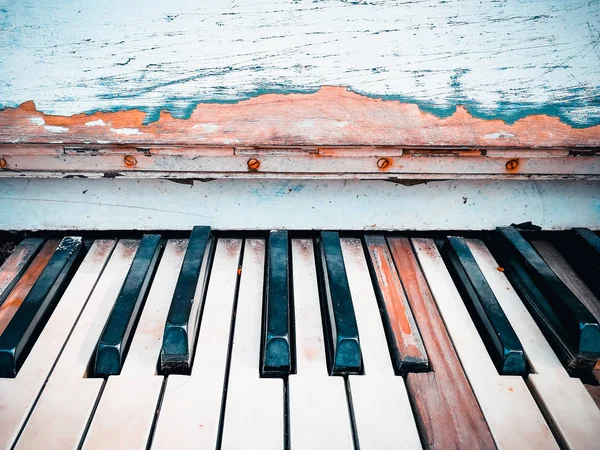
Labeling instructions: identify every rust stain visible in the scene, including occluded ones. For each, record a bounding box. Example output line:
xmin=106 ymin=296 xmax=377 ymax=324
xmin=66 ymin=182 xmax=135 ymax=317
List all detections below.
xmin=497 ymin=266 xmax=505 ymax=272
xmin=2 ymin=87 xmax=600 ymax=147
xmin=377 ymin=157 xmax=391 ymax=170
xmin=508 ymin=387 xmax=514 ymax=392
xmin=505 ymin=159 xmax=519 ymax=172
xmin=0 ymin=239 xmax=59 ymax=334
xmin=123 ymin=155 xmax=137 ymax=167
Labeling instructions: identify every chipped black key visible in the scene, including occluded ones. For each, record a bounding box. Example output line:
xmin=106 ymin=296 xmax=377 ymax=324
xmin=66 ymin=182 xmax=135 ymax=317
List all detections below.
xmin=317 ymin=231 xmax=361 ymax=375
xmin=0 ymin=237 xmax=82 ymax=377
xmin=160 ymin=226 xmax=213 ymax=374
xmin=442 ymin=236 xmax=526 ymax=375
xmin=496 ymin=226 xmax=600 ymax=357
xmin=261 ymin=230 xmax=292 ymax=377
xmin=93 ymin=234 xmax=162 ymax=377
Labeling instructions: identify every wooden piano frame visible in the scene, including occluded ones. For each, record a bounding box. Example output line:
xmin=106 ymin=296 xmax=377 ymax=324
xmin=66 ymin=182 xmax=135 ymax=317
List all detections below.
xmin=0 ymin=88 xmax=599 ymax=231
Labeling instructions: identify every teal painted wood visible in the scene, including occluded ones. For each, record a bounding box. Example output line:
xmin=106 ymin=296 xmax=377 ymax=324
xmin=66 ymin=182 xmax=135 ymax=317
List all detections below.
xmin=0 ymin=0 xmax=599 ymax=127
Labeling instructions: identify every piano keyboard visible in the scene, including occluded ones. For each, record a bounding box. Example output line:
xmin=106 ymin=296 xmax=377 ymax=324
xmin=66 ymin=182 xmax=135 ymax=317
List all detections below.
xmin=0 ymin=227 xmax=599 ymax=450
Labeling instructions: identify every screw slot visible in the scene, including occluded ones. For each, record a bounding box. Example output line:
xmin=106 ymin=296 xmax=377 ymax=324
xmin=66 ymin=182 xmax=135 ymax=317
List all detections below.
xmin=124 ymin=155 xmax=137 ymax=167
xmin=0 ymin=158 xmax=7 ymax=169
xmin=247 ymin=158 xmax=260 ymax=170
xmin=377 ymin=157 xmax=390 ymax=169
xmin=506 ymin=159 xmax=519 ymax=170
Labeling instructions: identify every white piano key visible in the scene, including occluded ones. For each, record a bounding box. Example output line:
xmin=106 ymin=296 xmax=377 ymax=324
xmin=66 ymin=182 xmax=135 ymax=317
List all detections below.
xmin=15 ymin=240 xmax=138 ymax=450
xmin=288 ymin=239 xmax=354 ymax=450
xmin=340 ymin=238 xmax=422 ymax=450
xmin=412 ymin=238 xmax=558 ymax=450
xmin=467 ymin=238 xmax=600 ymax=450
xmin=0 ymin=239 xmax=115 ymax=450
xmin=151 ymin=238 xmax=241 ymax=450
xmin=221 ymin=239 xmax=284 ymax=450
xmin=81 ymin=239 xmax=188 ymax=450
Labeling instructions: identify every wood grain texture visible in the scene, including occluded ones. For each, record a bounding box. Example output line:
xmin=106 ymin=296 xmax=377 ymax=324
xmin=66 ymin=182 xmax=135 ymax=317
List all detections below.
xmin=363 ymin=235 xmax=428 ymax=373
xmin=388 ymin=237 xmax=495 ymax=449
xmin=0 ymin=240 xmax=59 ymax=335
xmin=1 ymin=88 xmax=599 ymax=147
xmin=0 ymin=238 xmax=43 ymax=305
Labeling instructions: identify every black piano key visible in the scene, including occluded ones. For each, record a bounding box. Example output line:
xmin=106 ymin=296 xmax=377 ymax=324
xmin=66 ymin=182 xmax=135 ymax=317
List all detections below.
xmin=0 ymin=237 xmax=82 ymax=378
xmin=160 ymin=226 xmax=213 ymax=374
xmin=555 ymin=228 xmax=600 ymax=301
xmin=261 ymin=230 xmax=292 ymax=377
xmin=487 ymin=236 xmax=587 ymax=372
xmin=317 ymin=231 xmax=361 ymax=375
xmin=496 ymin=226 xmax=600 ymax=357
xmin=93 ymin=234 xmax=162 ymax=377
xmin=442 ymin=236 xmax=526 ymax=375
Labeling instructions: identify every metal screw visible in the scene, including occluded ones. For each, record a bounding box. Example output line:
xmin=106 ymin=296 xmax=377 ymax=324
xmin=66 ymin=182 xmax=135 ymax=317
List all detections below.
xmin=124 ymin=155 xmax=137 ymax=167
xmin=506 ymin=159 xmax=519 ymax=170
xmin=247 ymin=158 xmax=260 ymax=170
xmin=377 ymin=157 xmax=390 ymax=169
xmin=0 ymin=158 xmax=7 ymax=169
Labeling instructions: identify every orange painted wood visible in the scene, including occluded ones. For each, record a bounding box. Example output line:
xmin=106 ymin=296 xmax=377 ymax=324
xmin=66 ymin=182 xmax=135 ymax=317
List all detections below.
xmin=0 ymin=240 xmax=59 ymax=334
xmin=363 ymin=234 xmax=427 ymax=373
xmin=388 ymin=237 xmax=495 ymax=450
xmin=1 ymin=87 xmax=599 ymax=147
xmin=0 ymin=238 xmax=43 ymax=305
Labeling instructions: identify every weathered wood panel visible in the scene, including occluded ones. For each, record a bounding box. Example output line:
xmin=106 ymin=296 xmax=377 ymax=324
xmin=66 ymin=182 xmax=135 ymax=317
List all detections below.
xmin=0 ymin=178 xmax=597 ymax=231
xmin=0 ymin=1 xmax=599 ymax=147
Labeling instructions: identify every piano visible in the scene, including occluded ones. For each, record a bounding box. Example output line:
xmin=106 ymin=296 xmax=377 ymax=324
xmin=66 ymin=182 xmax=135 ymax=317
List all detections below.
xmin=2 ymin=2 xmax=600 ymax=449
xmin=0 ymin=226 xmax=599 ymax=450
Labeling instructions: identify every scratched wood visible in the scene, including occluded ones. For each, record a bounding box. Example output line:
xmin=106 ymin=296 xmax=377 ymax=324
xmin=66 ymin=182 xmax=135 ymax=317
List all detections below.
xmin=0 ymin=240 xmax=59 ymax=334
xmin=363 ymin=234 xmax=428 ymax=373
xmin=1 ymin=89 xmax=599 ymax=147
xmin=388 ymin=237 xmax=495 ymax=449
xmin=0 ymin=1 xmax=599 ymax=147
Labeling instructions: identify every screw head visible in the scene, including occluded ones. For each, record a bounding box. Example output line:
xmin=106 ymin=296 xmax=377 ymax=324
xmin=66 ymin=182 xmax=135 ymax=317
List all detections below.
xmin=247 ymin=158 xmax=260 ymax=170
xmin=377 ymin=157 xmax=390 ymax=169
xmin=506 ymin=159 xmax=519 ymax=170
xmin=0 ymin=158 xmax=7 ymax=169
xmin=124 ymin=155 xmax=137 ymax=166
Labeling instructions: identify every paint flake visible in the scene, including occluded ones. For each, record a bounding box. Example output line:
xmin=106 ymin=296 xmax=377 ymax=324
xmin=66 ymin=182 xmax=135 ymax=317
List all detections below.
xmin=44 ymin=125 xmax=69 ymax=133
xmin=85 ymin=119 xmax=106 ymax=127
xmin=110 ymin=127 xmax=143 ymax=135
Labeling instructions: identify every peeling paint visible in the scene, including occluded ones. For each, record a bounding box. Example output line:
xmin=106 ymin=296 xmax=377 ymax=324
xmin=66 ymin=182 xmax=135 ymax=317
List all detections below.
xmin=0 ymin=1 xmax=599 ymax=128
xmin=485 ymin=132 xmax=516 ymax=139
xmin=44 ymin=125 xmax=68 ymax=133
xmin=85 ymin=119 xmax=106 ymax=127
xmin=29 ymin=117 xmax=45 ymax=126
xmin=110 ymin=127 xmax=143 ymax=135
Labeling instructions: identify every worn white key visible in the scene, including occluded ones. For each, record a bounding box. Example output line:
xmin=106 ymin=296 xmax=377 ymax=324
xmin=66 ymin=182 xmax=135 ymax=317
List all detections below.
xmin=15 ymin=240 xmax=138 ymax=450
xmin=0 ymin=239 xmax=115 ymax=450
xmin=340 ymin=238 xmax=422 ymax=449
xmin=412 ymin=238 xmax=558 ymax=450
xmin=467 ymin=238 xmax=600 ymax=450
xmin=82 ymin=239 xmax=188 ymax=450
xmin=221 ymin=239 xmax=283 ymax=450
xmin=151 ymin=238 xmax=241 ymax=450
xmin=288 ymin=239 xmax=354 ymax=450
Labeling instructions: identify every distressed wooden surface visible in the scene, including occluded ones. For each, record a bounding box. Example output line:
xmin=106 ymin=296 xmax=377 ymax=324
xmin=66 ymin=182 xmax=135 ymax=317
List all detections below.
xmin=1 ymin=178 xmax=597 ymax=231
xmin=0 ymin=1 xmax=599 ymax=147
xmin=1 ymin=88 xmax=600 ymax=147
